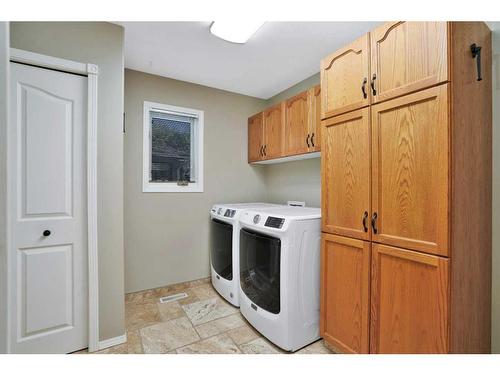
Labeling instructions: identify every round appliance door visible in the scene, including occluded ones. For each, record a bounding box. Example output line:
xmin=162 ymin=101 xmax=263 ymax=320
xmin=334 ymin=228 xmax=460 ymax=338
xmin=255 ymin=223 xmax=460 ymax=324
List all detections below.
xmin=210 ymin=218 xmax=233 ymax=280
xmin=239 ymin=228 xmax=281 ymax=314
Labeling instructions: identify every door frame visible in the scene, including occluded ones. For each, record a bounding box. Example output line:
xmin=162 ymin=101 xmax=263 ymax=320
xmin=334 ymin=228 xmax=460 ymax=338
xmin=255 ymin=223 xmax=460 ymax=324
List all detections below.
xmin=8 ymin=48 xmax=100 ymax=353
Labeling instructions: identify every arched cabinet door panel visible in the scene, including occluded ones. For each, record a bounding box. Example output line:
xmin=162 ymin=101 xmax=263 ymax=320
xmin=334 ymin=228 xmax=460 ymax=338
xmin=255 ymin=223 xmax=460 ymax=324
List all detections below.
xmin=370 ymin=21 xmax=448 ymax=103
xmin=321 ymin=33 xmax=370 ymax=119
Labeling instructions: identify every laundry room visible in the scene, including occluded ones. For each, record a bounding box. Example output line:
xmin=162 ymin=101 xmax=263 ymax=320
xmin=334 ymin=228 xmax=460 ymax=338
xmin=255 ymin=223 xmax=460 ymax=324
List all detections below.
xmin=1 ymin=3 xmax=500 ymax=372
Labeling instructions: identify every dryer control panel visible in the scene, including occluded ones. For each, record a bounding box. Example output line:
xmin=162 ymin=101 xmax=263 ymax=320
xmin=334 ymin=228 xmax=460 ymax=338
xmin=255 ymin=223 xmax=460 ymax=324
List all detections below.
xmin=265 ymin=216 xmax=285 ymax=229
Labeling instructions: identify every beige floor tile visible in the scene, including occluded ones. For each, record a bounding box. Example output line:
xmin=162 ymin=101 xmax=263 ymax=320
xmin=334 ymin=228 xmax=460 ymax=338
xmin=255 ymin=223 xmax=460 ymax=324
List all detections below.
xmin=176 ymin=333 xmax=241 ymax=354
xmin=140 ymin=317 xmax=200 ymax=353
xmin=125 ymin=289 xmax=157 ymax=304
xmin=126 ymin=330 xmax=144 ymax=354
xmin=182 ymin=298 xmax=238 ymax=326
xmin=226 ymin=325 xmax=260 ymax=345
xmin=296 ymin=340 xmax=333 ymax=354
xmin=195 ymin=314 xmax=246 ymax=339
xmin=125 ymin=300 xmax=161 ymax=331
xmin=189 ymin=284 xmax=219 ymax=300
xmin=157 ymin=301 xmax=185 ymax=321
xmin=239 ymin=338 xmax=280 ymax=354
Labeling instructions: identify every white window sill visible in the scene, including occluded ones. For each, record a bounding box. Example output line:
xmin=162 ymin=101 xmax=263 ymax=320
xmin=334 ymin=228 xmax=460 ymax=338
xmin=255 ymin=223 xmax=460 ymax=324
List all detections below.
xmin=142 ymin=182 xmax=204 ymax=193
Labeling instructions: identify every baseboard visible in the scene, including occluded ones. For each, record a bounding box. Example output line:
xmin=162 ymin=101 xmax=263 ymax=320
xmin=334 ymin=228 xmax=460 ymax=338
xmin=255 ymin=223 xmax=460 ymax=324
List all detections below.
xmin=97 ymin=333 xmax=127 ymax=351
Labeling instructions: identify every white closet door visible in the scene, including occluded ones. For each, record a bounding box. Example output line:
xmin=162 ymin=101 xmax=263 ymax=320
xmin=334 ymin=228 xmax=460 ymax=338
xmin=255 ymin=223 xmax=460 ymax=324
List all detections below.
xmin=8 ymin=62 xmax=88 ymax=353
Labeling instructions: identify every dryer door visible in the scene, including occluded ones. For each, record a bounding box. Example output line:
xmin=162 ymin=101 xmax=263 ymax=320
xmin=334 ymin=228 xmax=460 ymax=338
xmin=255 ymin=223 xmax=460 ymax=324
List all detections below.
xmin=240 ymin=228 xmax=281 ymax=314
xmin=210 ymin=219 xmax=233 ymax=280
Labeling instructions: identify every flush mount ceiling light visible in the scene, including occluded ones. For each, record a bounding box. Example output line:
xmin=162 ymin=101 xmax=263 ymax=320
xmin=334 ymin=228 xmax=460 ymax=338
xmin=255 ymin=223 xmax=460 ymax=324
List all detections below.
xmin=210 ymin=21 xmax=265 ymax=44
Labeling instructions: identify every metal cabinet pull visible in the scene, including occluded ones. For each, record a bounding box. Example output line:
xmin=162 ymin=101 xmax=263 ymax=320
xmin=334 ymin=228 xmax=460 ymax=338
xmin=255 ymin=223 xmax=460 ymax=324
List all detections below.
xmin=311 ymin=133 xmax=315 ymax=148
xmin=371 ymin=212 xmax=378 ymax=234
xmin=259 ymin=145 xmax=263 ymax=157
xmin=263 ymin=145 xmax=267 ymax=156
xmin=361 ymin=77 xmax=368 ymax=99
xmin=471 ymin=43 xmax=482 ymax=81
xmin=362 ymin=211 xmax=368 ymax=232
xmin=306 ymin=134 xmax=310 ymax=148
xmin=371 ymin=73 xmax=377 ymax=95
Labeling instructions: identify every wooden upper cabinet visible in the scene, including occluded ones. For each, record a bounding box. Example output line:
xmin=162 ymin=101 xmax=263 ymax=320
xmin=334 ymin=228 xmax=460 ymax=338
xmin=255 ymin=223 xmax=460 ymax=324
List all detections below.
xmin=322 ymin=108 xmax=371 ymax=241
xmin=320 ymin=34 xmax=370 ymax=119
xmin=263 ymin=102 xmax=285 ymax=159
xmin=308 ymin=85 xmax=321 ymax=151
xmin=370 ymin=21 xmax=448 ymax=103
xmin=285 ymin=91 xmax=309 ymax=155
xmin=321 ymin=234 xmax=370 ymax=354
xmin=248 ymin=112 xmax=264 ymax=162
xmin=371 ymin=85 xmax=449 ymax=256
xmin=370 ymin=244 xmax=449 ymax=353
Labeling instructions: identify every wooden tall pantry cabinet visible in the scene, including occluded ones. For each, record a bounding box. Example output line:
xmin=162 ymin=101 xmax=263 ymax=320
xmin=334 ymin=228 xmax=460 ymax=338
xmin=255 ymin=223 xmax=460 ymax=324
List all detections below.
xmin=320 ymin=22 xmax=492 ymax=353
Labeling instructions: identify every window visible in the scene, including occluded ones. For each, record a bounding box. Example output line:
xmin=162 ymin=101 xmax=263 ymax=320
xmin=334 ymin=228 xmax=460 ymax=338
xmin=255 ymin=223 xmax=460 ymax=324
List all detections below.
xmin=143 ymin=101 xmax=204 ymax=192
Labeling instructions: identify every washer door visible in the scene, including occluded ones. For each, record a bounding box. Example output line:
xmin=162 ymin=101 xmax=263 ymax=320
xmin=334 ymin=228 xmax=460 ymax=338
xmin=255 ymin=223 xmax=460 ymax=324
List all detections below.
xmin=240 ymin=228 xmax=281 ymax=314
xmin=210 ymin=219 xmax=233 ymax=280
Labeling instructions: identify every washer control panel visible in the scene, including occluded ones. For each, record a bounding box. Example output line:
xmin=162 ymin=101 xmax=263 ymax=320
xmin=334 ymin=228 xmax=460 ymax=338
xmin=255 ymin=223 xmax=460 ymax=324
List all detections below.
xmin=224 ymin=209 xmax=236 ymax=218
xmin=253 ymin=214 xmax=261 ymax=224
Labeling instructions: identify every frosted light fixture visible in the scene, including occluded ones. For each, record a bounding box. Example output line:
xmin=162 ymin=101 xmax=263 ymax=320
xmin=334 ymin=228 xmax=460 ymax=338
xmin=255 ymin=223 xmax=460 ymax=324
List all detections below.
xmin=210 ymin=21 xmax=264 ymax=44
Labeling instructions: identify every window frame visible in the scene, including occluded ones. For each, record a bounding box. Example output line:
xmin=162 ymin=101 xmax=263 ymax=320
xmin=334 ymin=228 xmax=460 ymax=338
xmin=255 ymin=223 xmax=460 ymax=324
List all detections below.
xmin=142 ymin=101 xmax=204 ymax=193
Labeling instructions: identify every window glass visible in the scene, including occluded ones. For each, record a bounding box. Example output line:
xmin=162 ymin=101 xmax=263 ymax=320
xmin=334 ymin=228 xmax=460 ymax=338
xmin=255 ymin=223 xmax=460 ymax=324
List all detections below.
xmin=150 ymin=110 xmax=194 ymax=183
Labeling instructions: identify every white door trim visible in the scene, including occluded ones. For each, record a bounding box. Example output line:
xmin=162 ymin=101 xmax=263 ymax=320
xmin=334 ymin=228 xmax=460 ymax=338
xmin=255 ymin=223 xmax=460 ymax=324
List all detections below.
xmin=9 ymin=48 xmax=100 ymax=353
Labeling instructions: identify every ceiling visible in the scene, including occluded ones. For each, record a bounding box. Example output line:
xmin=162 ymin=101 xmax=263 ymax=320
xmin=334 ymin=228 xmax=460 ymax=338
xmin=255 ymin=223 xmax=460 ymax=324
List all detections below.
xmin=117 ymin=22 xmax=382 ymax=99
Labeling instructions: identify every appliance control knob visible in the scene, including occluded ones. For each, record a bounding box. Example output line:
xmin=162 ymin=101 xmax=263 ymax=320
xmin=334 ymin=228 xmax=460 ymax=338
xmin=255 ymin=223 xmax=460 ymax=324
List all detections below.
xmin=253 ymin=214 xmax=261 ymax=224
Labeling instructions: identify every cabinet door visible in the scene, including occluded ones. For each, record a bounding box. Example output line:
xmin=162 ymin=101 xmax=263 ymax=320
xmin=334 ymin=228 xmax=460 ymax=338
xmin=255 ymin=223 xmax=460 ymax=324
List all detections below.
xmin=285 ymin=91 xmax=309 ymax=155
xmin=263 ymin=102 xmax=285 ymax=159
xmin=321 ymin=234 xmax=370 ymax=354
xmin=308 ymin=85 xmax=321 ymax=151
xmin=321 ymin=108 xmax=371 ymax=240
xmin=248 ymin=112 xmax=264 ymax=163
xmin=371 ymin=85 xmax=449 ymax=256
xmin=370 ymin=21 xmax=448 ymax=103
xmin=370 ymin=244 xmax=449 ymax=353
xmin=320 ymin=34 xmax=370 ymax=119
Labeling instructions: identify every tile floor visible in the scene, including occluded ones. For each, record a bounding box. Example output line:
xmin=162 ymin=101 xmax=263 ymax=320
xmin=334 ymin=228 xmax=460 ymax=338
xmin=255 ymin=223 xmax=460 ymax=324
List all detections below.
xmin=79 ymin=277 xmax=333 ymax=354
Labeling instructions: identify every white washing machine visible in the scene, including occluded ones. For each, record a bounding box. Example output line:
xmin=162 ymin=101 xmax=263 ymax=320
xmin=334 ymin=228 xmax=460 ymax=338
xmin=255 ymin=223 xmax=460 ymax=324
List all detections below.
xmin=210 ymin=203 xmax=280 ymax=307
xmin=238 ymin=206 xmax=321 ymax=352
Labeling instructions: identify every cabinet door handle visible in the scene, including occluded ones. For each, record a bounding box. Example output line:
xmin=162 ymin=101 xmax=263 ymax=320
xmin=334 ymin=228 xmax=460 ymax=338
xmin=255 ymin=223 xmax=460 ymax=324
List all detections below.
xmin=471 ymin=43 xmax=483 ymax=81
xmin=306 ymin=134 xmax=310 ymax=148
xmin=362 ymin=211 xmax=368 ymax=233
xmin=361 ymin=77 xmax=368 ymax=99
xmin=371 ymin=73 xmax=377 ymax=95
xmin=311 ymin=133 xmax=315 ymax=148
xmin=263 ymin=145 xmax=267 ymax=156
xmin=259 ymin=145 xmax=263 ymax=156
xmin=371 ymin=212 xmax=378 ymax=234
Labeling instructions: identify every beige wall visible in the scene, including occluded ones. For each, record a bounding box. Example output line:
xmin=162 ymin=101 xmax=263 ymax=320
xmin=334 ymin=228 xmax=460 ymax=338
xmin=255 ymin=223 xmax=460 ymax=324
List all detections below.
xmin=263 ymin=73 xmax=321 ymax=208
xmin=124 ymin=69 xmax=267 ymax=293
xmin=492 ymin=27 xmax=500 ymax=354
xmin=10 ymin=22 xmax=126 ymax=341
xmin=0 ymin=22 xmax=9 ymax=353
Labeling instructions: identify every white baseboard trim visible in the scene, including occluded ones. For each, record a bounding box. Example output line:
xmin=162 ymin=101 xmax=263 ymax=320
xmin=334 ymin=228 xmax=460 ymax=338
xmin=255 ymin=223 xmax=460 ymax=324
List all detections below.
xmin=97 ymin=333 xmax=127 ymax=351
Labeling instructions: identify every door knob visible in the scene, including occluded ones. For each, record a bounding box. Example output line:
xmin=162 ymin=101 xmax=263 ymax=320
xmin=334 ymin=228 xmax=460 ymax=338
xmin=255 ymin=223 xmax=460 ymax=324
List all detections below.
xmin=43 ymin=230 xmax=51 ymax=237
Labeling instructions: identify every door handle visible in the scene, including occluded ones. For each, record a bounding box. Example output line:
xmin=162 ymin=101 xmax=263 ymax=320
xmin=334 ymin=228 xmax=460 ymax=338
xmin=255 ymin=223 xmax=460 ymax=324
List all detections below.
xmin=371 ymin=73 xmax=377 ymax=95
xmin=259 ymin=145 xmax=263 ymax=157
xmin=263 ymin=145 xmax=267 ymax=156
xmin=471 ymin=43 xmax=482 ymax=81
xmin=362 ymin=211 xmax=368 ymax=232
xmin=371 ymin=212 xmax=378 ymax=234
xmin=43 ymin=230 xmax=51 ymax=237
xmin=311 ymin=133 xmax=315 ymax=148
xmin=361 ymin=77 xmax=368 ymax=99
xmin=306 ymin=134 xmax=310 ymax=148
